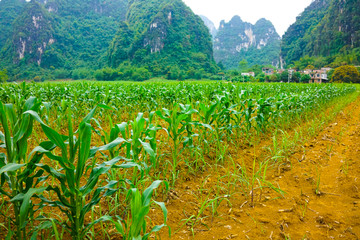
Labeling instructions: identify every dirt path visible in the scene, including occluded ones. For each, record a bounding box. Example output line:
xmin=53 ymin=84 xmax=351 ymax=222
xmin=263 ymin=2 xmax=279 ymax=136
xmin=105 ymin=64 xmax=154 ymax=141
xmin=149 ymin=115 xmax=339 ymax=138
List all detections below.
xmin=160 ymin=97 xmax=360 ymax=240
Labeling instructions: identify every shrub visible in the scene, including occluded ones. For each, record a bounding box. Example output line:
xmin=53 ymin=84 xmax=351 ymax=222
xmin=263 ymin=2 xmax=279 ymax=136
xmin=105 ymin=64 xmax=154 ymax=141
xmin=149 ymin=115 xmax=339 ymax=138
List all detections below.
xmin=331 ymin=65 xmax=360 ymax=83
xmin=95 ymin=68 xmax=118 ymax=81
xmin=132 ymin=67 xmax=151 ymax=81
xmin=54 ymin=69 xmax=71 ymax=79
xmin=33 ymin=76 xmax=42 ymax=82
xmin=72 ymin=68 xmax=91 ymax=80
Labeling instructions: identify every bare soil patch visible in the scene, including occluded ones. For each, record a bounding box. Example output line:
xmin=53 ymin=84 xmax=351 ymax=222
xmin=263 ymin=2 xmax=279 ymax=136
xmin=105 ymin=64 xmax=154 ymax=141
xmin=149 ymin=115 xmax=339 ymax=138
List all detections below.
xmin=158 ymin=97 xmax=360 ymax=240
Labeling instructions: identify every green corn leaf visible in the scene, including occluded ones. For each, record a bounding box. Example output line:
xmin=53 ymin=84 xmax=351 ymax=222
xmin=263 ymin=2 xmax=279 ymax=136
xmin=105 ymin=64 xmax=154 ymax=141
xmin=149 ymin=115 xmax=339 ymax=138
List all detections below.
xmin=81 ymin=107 xmax=97 ymax=124
xmin=0 ymin=153 xmax=6 ymax=167
xmin=0 ymin=102 xmax=13 ymax=162
xmin=40 ymin=185 xmax=72 ymax=208
xmin=82 ymin=215 xmax=118 ymax=238
xmin=75 ymin=122 xmax=92 ymax=184
xmin=11 ymin=187 xmax=47 ymax=228
xmin=142 ymin=180 xmax=162 ymax=206
xmin=117 ymin=122 xmax=128 ymax=139
xmin=24 ymin=110 xmax=68 ymax=152
xmin=154 ymin=200 xmax=168 ymax=223
xmin=80 ymin=158 xmax=121 ymax=196
xmin=81 ymin=181 xmax=118 ymax=227
xmin=35 ymin=164 xmax=66 ymax=183
xmin=143 ymin=224 xmax=167 ymax=240
xmin=30 ymin=221 xmax=53 ymax=240
xmin=4 ymin=104 xmax=15 ymax=126
xmin=0 ymin=163 xmax=25 ymax=175
xmin=139 ymin=139 xmax=155 ymax=159
xmin=23 ymin=97 xmax=37 ymax=111
xmin=89 ymin=137 xmax=126 ymax=157
xmin=109 ymin=125 xmax=121 ymax=142
xmin=97 ymin=104 xmax=113 ymax=111
xmin=100 ymin=216 xmax=125 ymax=236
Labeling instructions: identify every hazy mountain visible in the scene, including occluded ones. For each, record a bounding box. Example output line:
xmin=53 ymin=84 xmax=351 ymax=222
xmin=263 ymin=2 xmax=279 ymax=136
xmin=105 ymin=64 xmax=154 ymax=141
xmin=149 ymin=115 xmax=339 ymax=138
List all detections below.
xmin=213 ymin=16 xmax=281 ymax=69
xmin=199 ymin=15 xmax=217 ymax=39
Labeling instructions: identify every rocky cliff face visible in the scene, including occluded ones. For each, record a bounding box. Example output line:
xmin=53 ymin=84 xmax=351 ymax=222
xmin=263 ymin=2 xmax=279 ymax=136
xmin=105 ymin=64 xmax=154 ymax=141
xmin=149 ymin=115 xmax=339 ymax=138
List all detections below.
xmin=7 ymin=1 xmax=55 ymax=65
xmin=213 ymin=16 xmax=280 ymax=69
xmin=0 ymin=0 xmax=128 ymax=70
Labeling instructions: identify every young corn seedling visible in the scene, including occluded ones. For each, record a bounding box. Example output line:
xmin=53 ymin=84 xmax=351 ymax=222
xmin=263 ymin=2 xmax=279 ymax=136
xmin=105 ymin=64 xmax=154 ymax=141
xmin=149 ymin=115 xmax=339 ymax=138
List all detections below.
xmin=113 ymin=112 xmax=160 ymax=184
xmin=197 ymin=101 xmax=218 ymax=155
xmin=103 ymin=180 xmax=169 ymax=240
xmin=25 ymin=106 xmax=138 ymax=240
xmin=156 ymin=103 xmax=197 ymax=185
xmin=0 ymin=97 xmax=51 ymax=239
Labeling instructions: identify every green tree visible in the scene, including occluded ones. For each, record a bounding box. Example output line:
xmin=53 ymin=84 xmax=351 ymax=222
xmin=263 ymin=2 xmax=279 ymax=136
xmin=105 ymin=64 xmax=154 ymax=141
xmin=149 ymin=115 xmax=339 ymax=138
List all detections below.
xmin=270 ymin=73 xmax=280 ymax=82
xmin=331 ymin=65 xmax=360 ymax=83
xmin=280 ymin=70 xmax=289 ymax=82
xmin=238 ymin=59 xmax=248 ymax=71
xmin=292 ymin=71 xmax=301 ymax=82
xmin=0 ymin=69 xmax=9 ymax=83
xmin=300 ymin=73 xmax=311 ymax=83
xmin=257 ymin=73 xmax=265 ymax=82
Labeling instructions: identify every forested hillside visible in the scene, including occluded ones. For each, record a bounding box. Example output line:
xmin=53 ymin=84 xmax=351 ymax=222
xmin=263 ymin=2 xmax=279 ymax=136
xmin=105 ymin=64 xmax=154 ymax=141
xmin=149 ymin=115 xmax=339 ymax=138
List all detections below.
xmin=0 ymin=0 xmax=26 ymax=50
xmin=0 ymin=0 xmax=217 ymax=80
xmin=0 ymin=0 xmax=128 ymax=80
xmin=107 ymin=0 xmax=217 ymax=76
xmin=281 ymin=0 xmax=360 ymax=68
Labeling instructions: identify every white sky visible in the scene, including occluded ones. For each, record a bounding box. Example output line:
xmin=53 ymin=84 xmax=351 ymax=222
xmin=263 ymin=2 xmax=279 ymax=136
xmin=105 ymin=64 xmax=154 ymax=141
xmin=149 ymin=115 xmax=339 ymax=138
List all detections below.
xmin=183 ymin=0 xmax=313 ymax=36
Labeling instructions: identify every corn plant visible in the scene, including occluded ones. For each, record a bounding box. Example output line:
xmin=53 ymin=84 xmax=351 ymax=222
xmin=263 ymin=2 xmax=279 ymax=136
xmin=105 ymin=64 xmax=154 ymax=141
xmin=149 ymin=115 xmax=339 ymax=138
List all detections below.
xmin=254 ymin=97 xmax=274 ymax=133
xmin=197 ymin=101 xmax=217 ymax=154
xmin=243 ymin=98 xmax=256 ymax=135
xmin=0 ymin=97 xmax=51 ymax=239
xmin=156 ymin=104 xmax=197 ymax=185
xmin=119 ymin=113 xmax=159 ymax=167
xmin=25 ymin=106 xmax=137 ymax=240
xmin=104 ymin=180 xmax=169 ymax=240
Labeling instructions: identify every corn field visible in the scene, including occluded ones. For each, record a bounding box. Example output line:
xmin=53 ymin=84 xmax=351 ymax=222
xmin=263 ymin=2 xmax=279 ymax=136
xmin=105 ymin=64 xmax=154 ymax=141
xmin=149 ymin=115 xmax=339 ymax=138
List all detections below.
xmin=0 ymin=81 xmax=356 ymax=239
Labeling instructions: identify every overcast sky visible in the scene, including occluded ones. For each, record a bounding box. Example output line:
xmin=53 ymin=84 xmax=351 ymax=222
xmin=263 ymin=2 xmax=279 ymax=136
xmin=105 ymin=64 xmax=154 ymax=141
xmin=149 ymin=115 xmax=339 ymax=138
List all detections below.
xmin=182 ymin=0 xmax=313 ymax=36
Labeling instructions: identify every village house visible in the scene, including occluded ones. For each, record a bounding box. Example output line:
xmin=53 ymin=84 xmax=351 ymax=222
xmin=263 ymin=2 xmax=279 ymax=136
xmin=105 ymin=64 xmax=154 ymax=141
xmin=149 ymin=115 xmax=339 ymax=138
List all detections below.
xmin=305 ymin=68 xmax=331 ymax=83
xmin=262 ymin=68 xmax=274 ymax=76
xmin=241 ymin=72 xmax=255 ymax=77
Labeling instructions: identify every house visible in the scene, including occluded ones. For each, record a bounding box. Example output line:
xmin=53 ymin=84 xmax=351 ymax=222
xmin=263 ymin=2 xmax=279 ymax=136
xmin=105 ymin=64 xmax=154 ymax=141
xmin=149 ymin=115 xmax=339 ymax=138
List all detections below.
xmin=241 ymin=72 xmax=255 ymax=77
xmin=308 ymin=69 xmax=330 ymax=83
xmin=303 ymin=69 xmax=312 ymax=75
xmin=277 ymin=69 xmax=284 ymax=74
xmin=262 ymin=68 xmax=274 ymax=76
xmin=288 ymin=69 xmax=296 ymax=74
